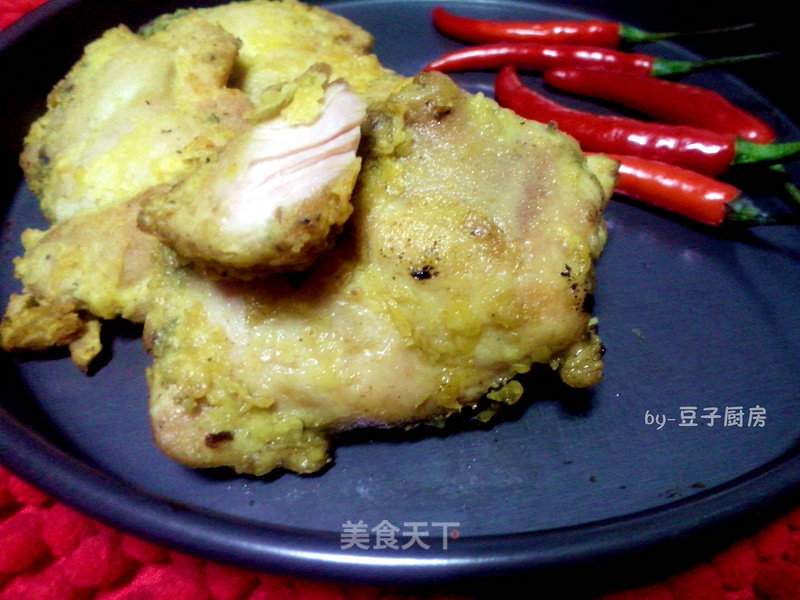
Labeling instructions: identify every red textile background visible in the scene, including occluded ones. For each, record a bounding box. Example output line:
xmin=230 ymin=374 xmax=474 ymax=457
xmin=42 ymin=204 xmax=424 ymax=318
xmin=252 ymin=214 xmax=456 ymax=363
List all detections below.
xmin=2 ymin=1 xmax=800 ymax=599
xmin=8 ymin=463 xmax=800 ymax=600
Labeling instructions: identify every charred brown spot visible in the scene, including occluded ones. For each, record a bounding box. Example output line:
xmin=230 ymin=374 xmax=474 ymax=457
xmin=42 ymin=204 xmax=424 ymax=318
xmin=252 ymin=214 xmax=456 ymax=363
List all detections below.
xmin=430 ymin=105 xmax=452 ymax=120
xmin=411 ymin=265 xmax=437 ymax=280
xmin=205 ymin=431 xmax=234 ymax=448
xmin=582 ymin=293 xmax=595 ymax=313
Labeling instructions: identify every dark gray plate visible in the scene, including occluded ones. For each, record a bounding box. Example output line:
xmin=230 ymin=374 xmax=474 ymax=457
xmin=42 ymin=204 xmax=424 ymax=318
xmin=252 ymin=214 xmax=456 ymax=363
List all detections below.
xmin=1 ymin=0 xmax=799 ymax=592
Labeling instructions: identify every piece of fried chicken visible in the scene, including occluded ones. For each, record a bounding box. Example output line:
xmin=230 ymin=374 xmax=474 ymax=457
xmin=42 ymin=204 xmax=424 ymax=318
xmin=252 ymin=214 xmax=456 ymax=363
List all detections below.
xmin=144 ymin=73 xmax=616 ymax=475
xmin=138 ymin=67 xmax=367 ymax=278
xmin=133 ymin=0 xmax=406 ymax=276
xmin=4 ymin=13 xmax=252 ymax=367
xmin=0 ymin=195 xmax=166 ymax=370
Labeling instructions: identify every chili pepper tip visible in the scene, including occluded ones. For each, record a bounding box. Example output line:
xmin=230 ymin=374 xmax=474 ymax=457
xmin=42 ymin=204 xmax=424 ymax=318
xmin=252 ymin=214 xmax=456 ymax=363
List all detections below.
xmin=784 ymin=182 xmax=800 ymax=209
xmin=652 ymin=51 xmax=779 ymax=77
xmin=768 ymin=164 xmax=800 ymax=211
xmin=620 ymin=22 xmax=756 ymax=45
xmin=725 ymin=197 xmax=800 ymax=226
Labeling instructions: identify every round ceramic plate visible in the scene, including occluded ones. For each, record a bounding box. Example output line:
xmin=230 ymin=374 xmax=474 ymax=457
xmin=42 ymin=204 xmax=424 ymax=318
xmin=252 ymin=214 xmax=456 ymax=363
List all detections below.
xmin=1 ymin=0 xmax=799 ymax=591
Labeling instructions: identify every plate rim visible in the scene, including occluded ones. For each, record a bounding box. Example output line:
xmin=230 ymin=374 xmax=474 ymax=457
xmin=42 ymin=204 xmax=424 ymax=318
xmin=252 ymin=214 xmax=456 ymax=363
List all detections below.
xmin=2 ymin=392 xmax=798 ymax=585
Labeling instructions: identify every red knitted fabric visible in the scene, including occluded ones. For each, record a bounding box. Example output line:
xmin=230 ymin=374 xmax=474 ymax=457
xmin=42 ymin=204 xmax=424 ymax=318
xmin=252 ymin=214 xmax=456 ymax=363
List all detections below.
xmin=0 ymin=463 xmax=799 ymax=600
xmin=2 ymin=1 xmax=800 ymax=598
xmin=0 ymin=464 xmax=470 ymax=600
xmin=0 ymin=0 xmax=44 ymax=29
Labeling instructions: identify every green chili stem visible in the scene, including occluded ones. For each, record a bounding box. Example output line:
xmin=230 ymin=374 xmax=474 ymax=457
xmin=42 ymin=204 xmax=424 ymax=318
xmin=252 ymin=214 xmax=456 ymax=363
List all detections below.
xmin=652 ymin=52 xmax=779 ymax=77
xmin=620 ymin=22 xmax=755 ymax=45
xmin=734 ymin=140 xmax=800 ymax=167
xmin=726 ymin=197 xmax=800 ymax=226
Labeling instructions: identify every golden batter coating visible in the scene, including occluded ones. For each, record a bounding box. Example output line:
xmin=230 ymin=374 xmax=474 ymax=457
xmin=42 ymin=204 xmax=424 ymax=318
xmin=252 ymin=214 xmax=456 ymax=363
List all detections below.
xmin=144 ymin=73 xmax=614 ymax=475
xmin=20 ymin=14 xmax=254 ymax=223
xmin=141 ymin=0 xmax=406 ymax=104
xmin=138 ymin=67 xmax=367 ymax=278
xmin=0 ymin=196 xmax=166 ymax=369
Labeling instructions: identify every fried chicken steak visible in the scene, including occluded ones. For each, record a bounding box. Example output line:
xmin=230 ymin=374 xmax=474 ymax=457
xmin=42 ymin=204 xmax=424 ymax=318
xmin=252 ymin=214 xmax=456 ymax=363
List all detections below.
xmin=1 ymin=0 xmax=616 ymax=475
xmin=137 ymin=66 xmax=369 ymax=278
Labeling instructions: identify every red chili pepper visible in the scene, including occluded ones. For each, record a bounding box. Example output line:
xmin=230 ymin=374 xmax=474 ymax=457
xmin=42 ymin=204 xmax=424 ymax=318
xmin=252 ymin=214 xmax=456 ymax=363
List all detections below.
xmin=431 ymin=6 xmax=753 ymax=48
xmin=432 ymin=6 xmax=622 ymax=46
xmin=494 ymin=66 xmax=800 ymax=176
xmin=600 ymin=153 xmax=782 ymax=226
xmin=543 ymin=67 xmax=776 ymax=143
xmin=423 ymin=42 xmax=774 ymax=78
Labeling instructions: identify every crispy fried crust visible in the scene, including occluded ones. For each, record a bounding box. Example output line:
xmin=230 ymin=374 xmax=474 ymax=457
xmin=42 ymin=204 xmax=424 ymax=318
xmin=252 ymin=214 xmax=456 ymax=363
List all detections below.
xmin=144 ymin=73 xmax=614 ymax=475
